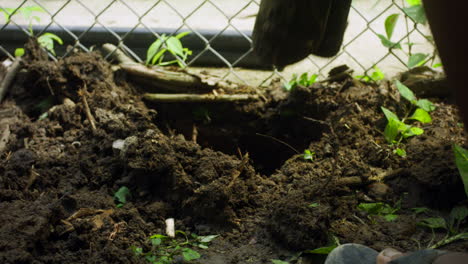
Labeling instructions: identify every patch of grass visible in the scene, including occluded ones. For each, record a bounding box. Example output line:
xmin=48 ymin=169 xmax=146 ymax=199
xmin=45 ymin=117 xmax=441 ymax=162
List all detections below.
xmin=132 ymin=231 xmax=218 ymax=264
xmin=146 ymin=32 xmax=192 ymax=67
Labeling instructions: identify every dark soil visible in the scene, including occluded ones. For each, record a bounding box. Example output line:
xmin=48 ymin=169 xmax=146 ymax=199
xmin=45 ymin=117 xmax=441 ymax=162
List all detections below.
xmin=0 ymin=40 xmax=467 ymax=264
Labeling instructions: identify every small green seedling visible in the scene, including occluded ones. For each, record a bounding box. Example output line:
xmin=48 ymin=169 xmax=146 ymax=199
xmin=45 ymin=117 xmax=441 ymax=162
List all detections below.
xmin=284 ymin=72 xmax=318 ymax=91
xmin=358 ymin=202 xmax=400 ymax=222
xmin=132 ymin=231 xmax=218 ymax=264
xmin=146 ymin=32 xmax=192 ymax=67
xmin=453 ymin=144 xmax=468 ymax=198
xmin=355 ymin=66 xmax=385 ymax=82
xmin=114 ymin=186 xmax=130 ymax=208
xmin=381 ymin=81 xmax=435 ymax=156
xmin=417 ymin=206 xmax=468 ymax=248
xmin=303 ymin=149 xmax=315 ymax=161
xmin=37 ymin=33 xmax=63 ymax=55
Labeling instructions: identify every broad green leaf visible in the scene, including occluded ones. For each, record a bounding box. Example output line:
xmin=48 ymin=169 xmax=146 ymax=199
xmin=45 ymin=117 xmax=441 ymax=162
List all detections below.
xmin=271 ymin=260 xmax=289 ymax=264
xmin=114 ymin=186 xmax=130 ymax=205
xmin=39 ymin=33 xmax=63 ymax=44
xmin=198 ymin=234 xmax=219 ymax=243
xmin=384 ymin=118 xmax=401 ymax=143
xmin=14 ymin=48 xmax=25 ymax=57
xmin=402 ymin=126 xmax=424 ymax=138
xmin=358 ymin=202 xmax=384 ymax=215
xmin=166 ymin=36 xmax=185 ymax=57
xmin=416 ymin=99 xmax=436 ymax=112
xmin=385 ymin=14 xmax=399 ymax=39
xmin=433 ymin=63 xmax=442 ymax=68
xmin=403 ymin=5 xmax=427 ymax=24
xmin=182 ymin=248 xmax=201 ymax=261
xmin=377 ymin=34 xmax=402 ymax=49
xmin=408 ymin=53 xmax=429 ymax=68
xmin=146 ymin=36 xmax=165 ymax=65
xmin=150 ymin=237 xmax=163 ymax=246
xmin=412 ymin=207 xmax=430 ymax=214
xmin=299 ymin=72 xmax=309 ymax=86
xmin=309 ymin=74 xmax=318 ymax=84
xmin=370 ymin=66 xmax=385 ymax=81
xmin=21 ymin=6 xmax=44 ymax=20
xmin=418 ymin=217 xmax=447 ymax=230
xmin=395 ymin=80 xmax=416 ymax=103
xmin=393 ymin=148 xmax=407 ymax=157
xmin=453 ymin=144 xmax=468 ymax=198
xmin=305 ymin=245 xmax=338 ymax=254
xmin=405 ymin=0 xmax=421 ymax=6
xmin=384 ymin=214 xmax=398 ymax=222
xmin=409 ymin=108 xmax=432 ymax=123
xmin=175 ymin=31 xmax=191 ymax=39
xmin=450 ymin=206 xmax=468 ymax=223
xmin=381 ymin=107 xmax=400 ymax=121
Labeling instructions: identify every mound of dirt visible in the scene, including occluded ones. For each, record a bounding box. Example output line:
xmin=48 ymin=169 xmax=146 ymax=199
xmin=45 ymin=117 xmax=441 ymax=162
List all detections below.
xmin=0 ymin=40 xmax=466 ymax=263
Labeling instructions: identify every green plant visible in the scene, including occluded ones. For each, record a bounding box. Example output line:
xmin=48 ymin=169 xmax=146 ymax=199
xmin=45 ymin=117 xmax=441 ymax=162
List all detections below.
xmin=377 ymin=0 xmax=435 ymax=69
xmin=1 ymin=6 xmax=44 ymax=34
xmin=381 ymin=80 xmax=435 ymax=156
xmin=358 ymin=202 xmax=400 ymax=222
xmin=1 ymin=6 xmax=63 ymax=56
xmin=355 ymin=66 xmax=385 ymax=82
xmin=453 ymin=144 xmax=468 ymax=198
xmin=284 ymin=72 xmax=318 ymax=91
xmin=146 ymin=32 xmax=192 ymax=67
xmin=132 ymin=231 xmax=217 ymax=264
xmin=303 ymin=149 xmax=315 ymax=161
xmin=417 ymin=206 xmax=468 ymax=248
xmin=114 ymin=186 xmax=130 ymax=208
xmin=37 ymin=33 xmax=63 ymax=55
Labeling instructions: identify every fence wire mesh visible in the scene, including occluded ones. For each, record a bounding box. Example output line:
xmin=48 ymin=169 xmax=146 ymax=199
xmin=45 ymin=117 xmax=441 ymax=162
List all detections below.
xmin=0 ymin=0 xmax=438 ymax=86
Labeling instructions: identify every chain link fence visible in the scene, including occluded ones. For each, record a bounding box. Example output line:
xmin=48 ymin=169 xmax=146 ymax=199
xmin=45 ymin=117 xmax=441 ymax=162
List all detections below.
xmin=0 ymin=0 xmax=438 ymax=86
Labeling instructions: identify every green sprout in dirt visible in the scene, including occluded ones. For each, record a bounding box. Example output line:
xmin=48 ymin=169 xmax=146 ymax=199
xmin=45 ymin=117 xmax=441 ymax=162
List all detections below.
xmin=377 ymin=0 xmax=438 ymax=69
xmin=358 ymin=201 xmax=400 ymax=222
xmin=303 ymin=149 xmax=315 ymax=162
xmin=132 ymin=231 xmax=218 ymax=264
xmin=284 ymin=72 xmax=318 ymax=91
xmin=417 ymin=205 xmax=468 ymax=249
xmin=37 ymin=33 xmax=63 ymax=55
xmin=146 ymin=32 xmax=192 ymax=67
xmin=355 ymin=66 xmax=385 ymax=82
xmin=381 ymin=80 xmax=435 ymax=157
xmin=114 ymin=186 xmax=130 ymax=208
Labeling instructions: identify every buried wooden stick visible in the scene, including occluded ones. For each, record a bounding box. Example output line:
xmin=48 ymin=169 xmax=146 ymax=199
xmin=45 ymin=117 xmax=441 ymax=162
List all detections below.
xmin=102 ymin=43 xmax=212 ymax=93
xmin=143 ymin=93 xmax=259 ymax=103
xmin=0 ymin=58 xmax=22 ymax=103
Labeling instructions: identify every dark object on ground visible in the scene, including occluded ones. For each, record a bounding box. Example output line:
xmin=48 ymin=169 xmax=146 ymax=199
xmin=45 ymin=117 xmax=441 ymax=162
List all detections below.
xmin=252 ymin=0 xmax=352 ymax=69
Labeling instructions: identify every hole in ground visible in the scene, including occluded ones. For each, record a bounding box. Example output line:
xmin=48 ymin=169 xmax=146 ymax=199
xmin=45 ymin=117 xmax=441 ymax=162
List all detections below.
xmin=149 ymin=102 xmax=326 ymax=175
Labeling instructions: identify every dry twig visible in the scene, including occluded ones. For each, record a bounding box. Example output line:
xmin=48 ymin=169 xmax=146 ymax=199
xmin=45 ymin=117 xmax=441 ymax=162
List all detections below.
xmin=0 ymin=58 xmax=21 ymax=103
